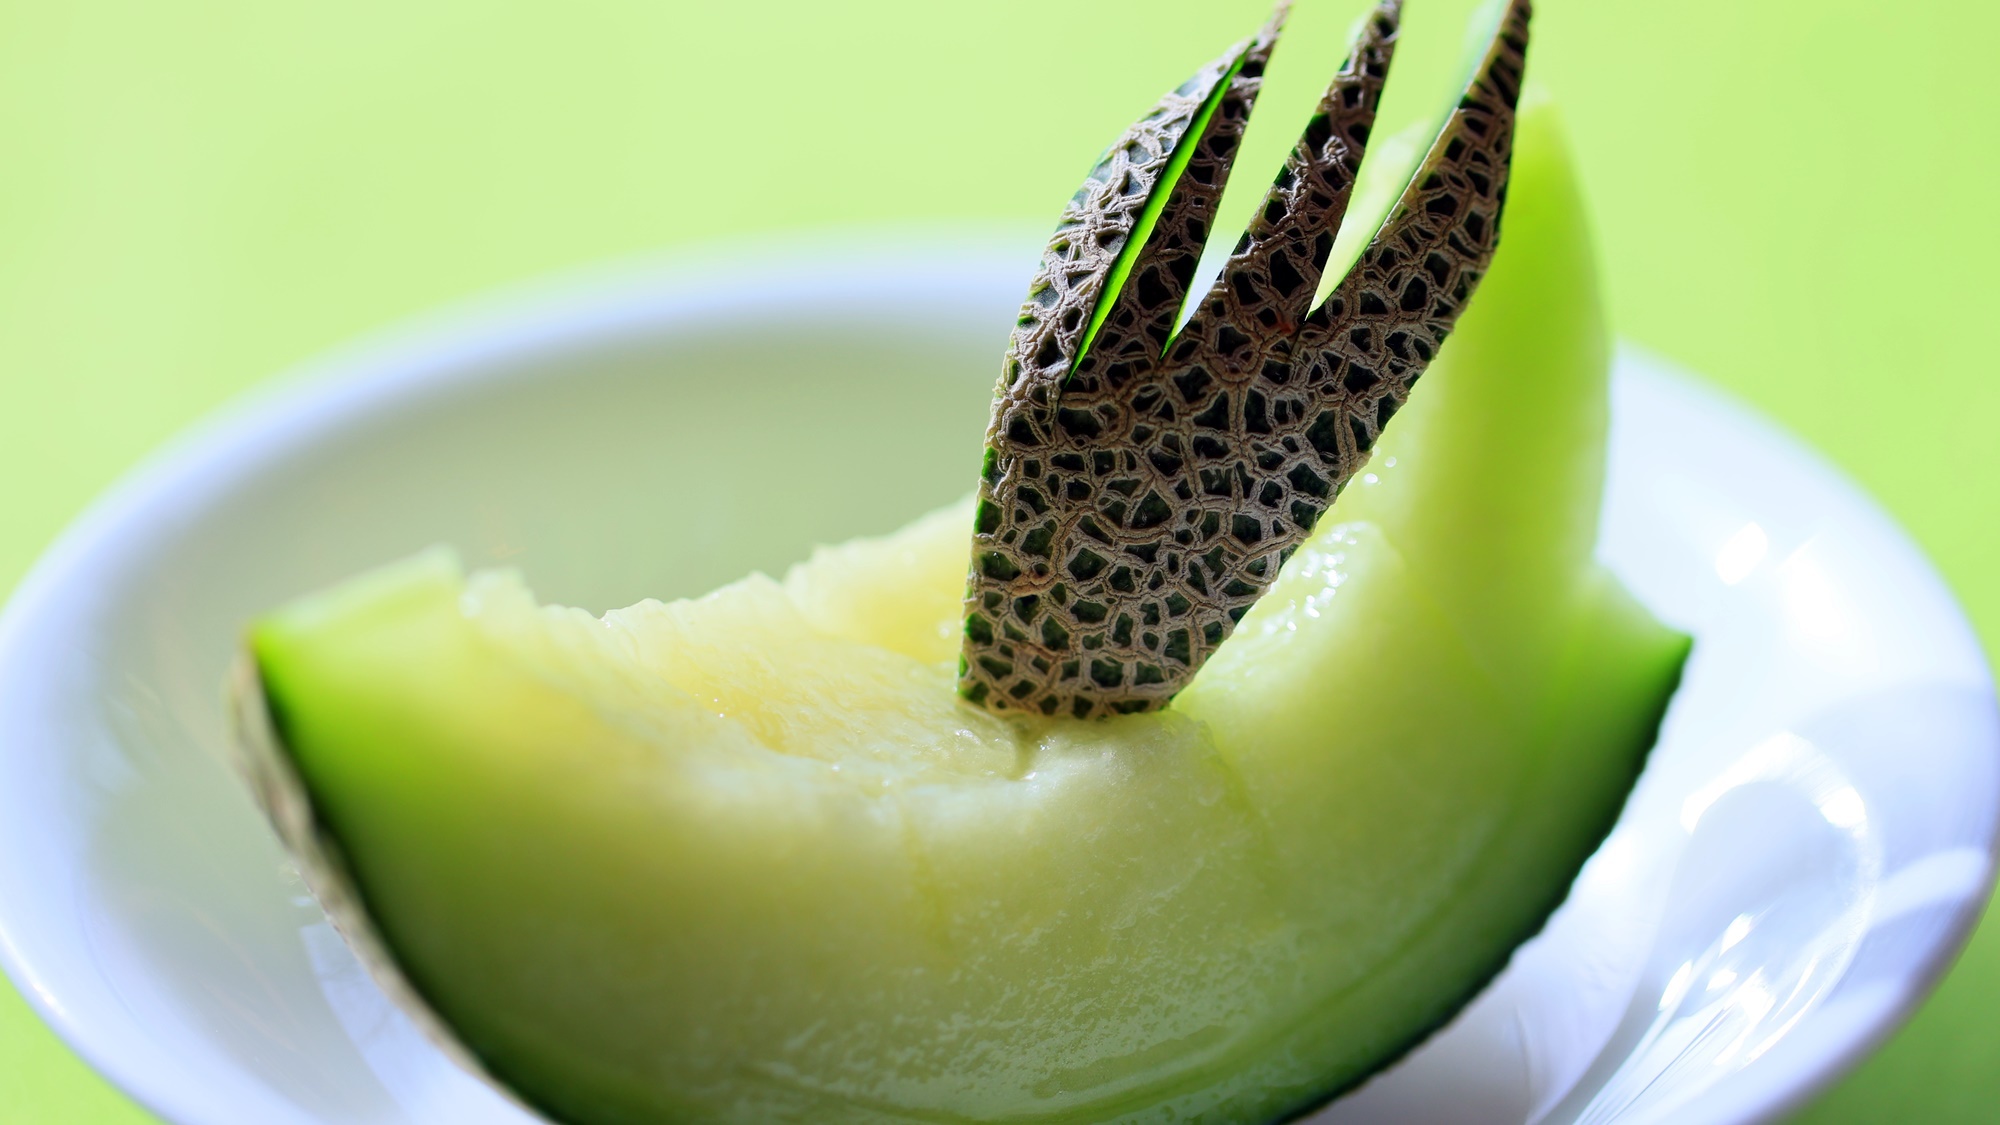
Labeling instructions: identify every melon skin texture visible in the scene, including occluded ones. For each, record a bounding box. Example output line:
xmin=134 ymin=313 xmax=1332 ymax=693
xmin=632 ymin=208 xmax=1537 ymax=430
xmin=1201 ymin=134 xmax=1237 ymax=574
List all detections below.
xmin=249 ymin=97 xmax=1687 ymax=1125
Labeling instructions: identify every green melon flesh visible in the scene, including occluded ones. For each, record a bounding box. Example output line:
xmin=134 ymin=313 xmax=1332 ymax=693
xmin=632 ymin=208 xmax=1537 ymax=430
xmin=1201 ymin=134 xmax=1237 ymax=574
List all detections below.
xmin=249 ymin=98 xmax=1687 ymax=1125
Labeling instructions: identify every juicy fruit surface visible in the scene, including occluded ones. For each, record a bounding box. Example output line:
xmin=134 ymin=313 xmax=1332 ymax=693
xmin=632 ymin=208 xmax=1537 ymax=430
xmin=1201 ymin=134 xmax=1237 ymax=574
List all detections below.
xmin=252 ymin=99 xmax=1688 ymax=1125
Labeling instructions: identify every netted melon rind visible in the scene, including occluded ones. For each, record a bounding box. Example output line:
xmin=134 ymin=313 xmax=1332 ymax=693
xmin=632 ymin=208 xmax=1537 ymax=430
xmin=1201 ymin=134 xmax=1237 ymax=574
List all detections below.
xmin=225 ymin=656 xmax=553 ymax=1123
xmin=1294 ymin=0 xmax=1532 ymax=485
xmin=1071 ymin=3 xmax=1292 ymax=379
xmin=991 ymin=27 xmax=1266 ymax=420
xmin=966 ymin=0 xmax=1529 ymax=719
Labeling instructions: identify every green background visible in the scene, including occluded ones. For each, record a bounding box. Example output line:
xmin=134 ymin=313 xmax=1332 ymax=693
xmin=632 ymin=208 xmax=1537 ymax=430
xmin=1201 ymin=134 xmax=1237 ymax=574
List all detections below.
xmin=0 ymin=0 xmax=1993 ymax=1119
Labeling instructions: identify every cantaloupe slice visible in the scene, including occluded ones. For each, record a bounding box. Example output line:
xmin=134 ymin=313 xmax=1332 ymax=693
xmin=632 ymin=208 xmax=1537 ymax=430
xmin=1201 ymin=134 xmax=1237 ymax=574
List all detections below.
xmin=242 ymin=96 xmax=1686 ymax=1125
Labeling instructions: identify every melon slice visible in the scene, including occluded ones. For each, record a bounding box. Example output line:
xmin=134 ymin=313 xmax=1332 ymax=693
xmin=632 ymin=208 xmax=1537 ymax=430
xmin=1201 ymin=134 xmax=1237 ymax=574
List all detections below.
xmin=242 ymin=97 xmax=1686 ymax=1125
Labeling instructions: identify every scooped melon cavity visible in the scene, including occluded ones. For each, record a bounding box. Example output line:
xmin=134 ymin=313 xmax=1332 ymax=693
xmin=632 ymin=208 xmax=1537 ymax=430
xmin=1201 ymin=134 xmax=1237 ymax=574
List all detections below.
xmin=248 ymin=96 xmax=1687 ymax=1125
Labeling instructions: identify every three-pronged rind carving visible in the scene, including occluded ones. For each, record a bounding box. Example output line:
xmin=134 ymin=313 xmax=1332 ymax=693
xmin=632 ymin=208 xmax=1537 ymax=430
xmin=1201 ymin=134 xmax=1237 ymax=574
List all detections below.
xmin=964 ymin=0 xmax=1530 ymax=719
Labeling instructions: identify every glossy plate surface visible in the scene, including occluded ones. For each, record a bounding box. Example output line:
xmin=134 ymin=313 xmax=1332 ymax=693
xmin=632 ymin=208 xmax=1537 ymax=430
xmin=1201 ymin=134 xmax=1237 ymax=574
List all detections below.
xmin=1 ymin=231 xmax=1993 ymax=1125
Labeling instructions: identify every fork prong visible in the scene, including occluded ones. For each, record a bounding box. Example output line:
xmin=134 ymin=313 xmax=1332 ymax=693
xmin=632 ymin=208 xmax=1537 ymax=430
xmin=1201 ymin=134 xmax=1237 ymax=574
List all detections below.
xmin=995 ymin=36 xmax=1255 ymax=418
xmin=1291 ymin=0 xmax=1532 ymax=480
xmin=1069 ymin=3 xmax=1290 ymax=395
xmin=1175 ymin=0 xmax=1403 ymax=384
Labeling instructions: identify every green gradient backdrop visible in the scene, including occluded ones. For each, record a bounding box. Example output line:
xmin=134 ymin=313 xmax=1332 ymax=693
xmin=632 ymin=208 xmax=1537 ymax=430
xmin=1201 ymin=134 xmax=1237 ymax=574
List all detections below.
xmin=1 ymin=0 xmax=1994 ymax=1120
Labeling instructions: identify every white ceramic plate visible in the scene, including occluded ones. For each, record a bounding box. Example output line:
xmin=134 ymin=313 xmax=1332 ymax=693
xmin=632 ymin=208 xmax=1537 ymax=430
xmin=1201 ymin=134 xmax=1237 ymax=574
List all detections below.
xmin=1 ymin=230 xmax=1994 ymax=1125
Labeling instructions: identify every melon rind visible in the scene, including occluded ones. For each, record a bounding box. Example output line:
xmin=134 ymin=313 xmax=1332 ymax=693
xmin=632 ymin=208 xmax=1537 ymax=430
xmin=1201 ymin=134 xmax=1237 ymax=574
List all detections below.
xmin=963 ymin=0 xmax=1534 ymax=719
xmin=226 ymin=653 xmax=552 ymax=1123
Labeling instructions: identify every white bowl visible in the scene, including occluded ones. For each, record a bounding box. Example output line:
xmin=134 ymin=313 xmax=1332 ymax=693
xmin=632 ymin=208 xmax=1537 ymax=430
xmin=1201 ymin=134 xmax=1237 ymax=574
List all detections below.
xmin=1 ymin=229 xmax=1993 ymax=1125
